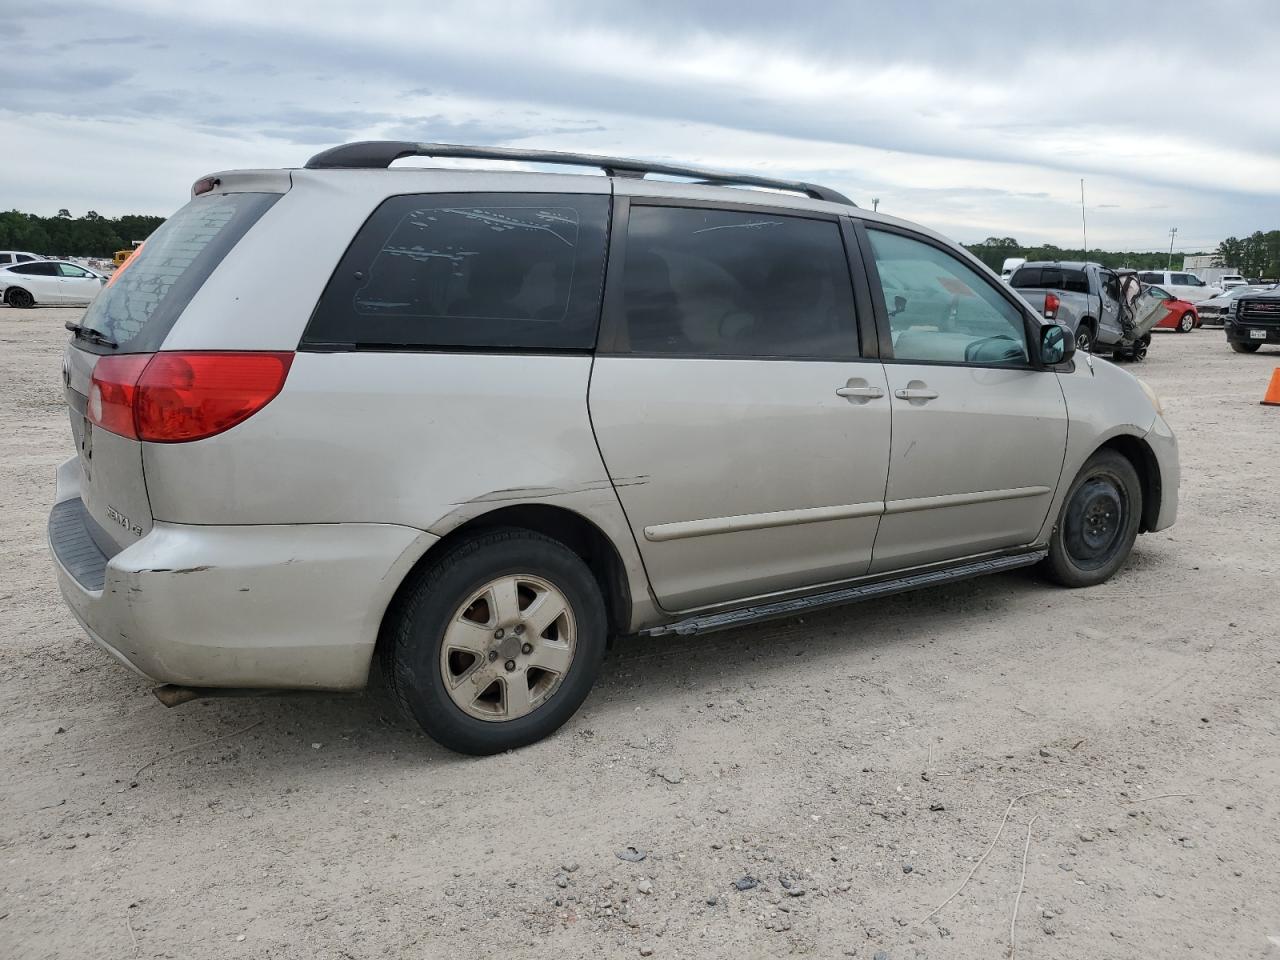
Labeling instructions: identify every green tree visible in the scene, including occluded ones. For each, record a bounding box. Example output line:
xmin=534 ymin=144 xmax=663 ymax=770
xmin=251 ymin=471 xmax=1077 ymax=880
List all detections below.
xmin=0 ymin=209 xmax=164 ymax=257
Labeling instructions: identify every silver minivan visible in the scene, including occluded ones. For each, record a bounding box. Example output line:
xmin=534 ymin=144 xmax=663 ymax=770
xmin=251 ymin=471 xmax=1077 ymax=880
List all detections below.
xmin=48 ymin=142 xmax=1178 ymax=754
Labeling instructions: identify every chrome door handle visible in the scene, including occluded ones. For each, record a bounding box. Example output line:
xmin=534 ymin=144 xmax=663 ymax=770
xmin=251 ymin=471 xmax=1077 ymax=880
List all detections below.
xmin=835 ymin=385 xmax=885 ymax=400
xmin=894 ymin=387 xmax=939 ymax=401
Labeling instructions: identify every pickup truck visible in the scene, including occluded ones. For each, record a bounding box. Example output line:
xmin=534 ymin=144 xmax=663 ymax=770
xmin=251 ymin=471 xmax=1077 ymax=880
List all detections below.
xmin=1225 ymin=285 xmax=1280 ymax=353
xmin=1009 ymin=261 xmax=1138 ymax=357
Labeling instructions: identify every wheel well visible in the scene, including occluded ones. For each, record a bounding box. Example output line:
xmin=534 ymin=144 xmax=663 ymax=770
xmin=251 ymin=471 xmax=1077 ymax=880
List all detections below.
xmin=4 ymin=286 xmax=30 ymax=303
xmin=381 ymin=504 xmax=633 ymax=644
xmin=1098 ymin=435 xmax=1161 ymax=532
xmin=1078 ymin=316 xmax=1096 ymax=331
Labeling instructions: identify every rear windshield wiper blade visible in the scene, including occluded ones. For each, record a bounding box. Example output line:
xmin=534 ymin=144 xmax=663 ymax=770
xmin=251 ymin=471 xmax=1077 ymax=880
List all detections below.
xmin=65 ymin=321 xmax=119 ymax=349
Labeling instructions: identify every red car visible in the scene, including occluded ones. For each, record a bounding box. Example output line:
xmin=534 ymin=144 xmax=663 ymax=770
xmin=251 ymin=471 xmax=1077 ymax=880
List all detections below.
xmin=1148 ymin=286 xmax=1201 ymax=332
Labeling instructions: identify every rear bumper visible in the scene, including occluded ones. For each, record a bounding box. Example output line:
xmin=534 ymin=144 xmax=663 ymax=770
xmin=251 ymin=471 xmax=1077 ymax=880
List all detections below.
xmin=49 ymin=457 xmax=434 ymax=690
xmin=1143 ymin=415 xmax=1179 ymax=532
xmin=1225 ymin=319 xmax=1280 ymax=344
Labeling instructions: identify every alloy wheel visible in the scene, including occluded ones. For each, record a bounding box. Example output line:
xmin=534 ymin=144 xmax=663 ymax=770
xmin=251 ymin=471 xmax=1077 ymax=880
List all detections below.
xmin=439 ymin=574 xmax=577 ymax=722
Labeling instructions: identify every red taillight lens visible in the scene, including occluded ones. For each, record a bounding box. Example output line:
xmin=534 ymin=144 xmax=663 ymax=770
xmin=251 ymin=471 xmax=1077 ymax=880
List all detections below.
xmin=135 ymin=352 xmax=293 ymax=442
xmin=88 ymin=354 xmax=153 ymax=439
xmin=88 ymin=352 xmax=293 ymax=443
xmin=1043 ymin=292 xmax=1060 ymax=318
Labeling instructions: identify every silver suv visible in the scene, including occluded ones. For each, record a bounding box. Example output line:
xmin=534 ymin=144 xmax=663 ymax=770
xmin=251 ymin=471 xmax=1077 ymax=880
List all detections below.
xmin=49 ymin=141 xmax=1179 ymax=754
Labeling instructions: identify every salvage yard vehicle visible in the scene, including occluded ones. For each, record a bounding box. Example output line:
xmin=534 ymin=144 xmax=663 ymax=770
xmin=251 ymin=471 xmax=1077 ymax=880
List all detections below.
xmin=1225 ymin=285 xmax=1280 ymax=353
xmin=0 ymin=249 xmax=40 ymax=268
xmin=1195 ymin=285 xmax=1267 ymax=326
xmin=1 ymin=261 xmax=107 ymax=308
xmin=47 ymin=142 xmax=1179 ymax=754
xmin=1147 ymin=287 xmax=1201 ymax=332
xmin=1009 ymin=261 xmax=1163 ymax=358
xmin=1137 ymin=269 xmax=1220 ymax=303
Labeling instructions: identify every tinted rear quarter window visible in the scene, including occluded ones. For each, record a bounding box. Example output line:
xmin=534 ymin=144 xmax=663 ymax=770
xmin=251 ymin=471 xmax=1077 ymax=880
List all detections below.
xmin=14 ymin=262 xmax=58 ymax=276
xmin=304 ymin=193 xmax=610 ymax=351
xmin=610 ymin=205 xmax=858 ymax=359
xmin=78 ymin=192 xmax=280 ymax=353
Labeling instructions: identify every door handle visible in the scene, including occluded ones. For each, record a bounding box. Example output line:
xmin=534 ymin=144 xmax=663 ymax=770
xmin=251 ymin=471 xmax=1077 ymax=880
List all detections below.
xmin=894 ymin=385 xmax=939 ymax=401
xmin=836 ymin=384 xmax=885 ymax=400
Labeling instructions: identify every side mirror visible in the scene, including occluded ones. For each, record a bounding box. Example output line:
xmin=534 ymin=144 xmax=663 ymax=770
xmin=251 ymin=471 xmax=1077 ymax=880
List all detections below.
xmin=1039 ymin=323 xmax=1075 ymax=365
xmin=889 ymin=294 xmax=907 ymax=317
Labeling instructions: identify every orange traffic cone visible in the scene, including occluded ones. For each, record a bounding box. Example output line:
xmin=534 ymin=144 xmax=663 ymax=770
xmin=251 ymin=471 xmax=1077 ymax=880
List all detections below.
xmin=1263 ymin=368 xmax=1280 ymax=407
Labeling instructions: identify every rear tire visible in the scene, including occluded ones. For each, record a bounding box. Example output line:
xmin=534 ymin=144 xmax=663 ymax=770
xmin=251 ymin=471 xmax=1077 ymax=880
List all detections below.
xmin=380 ymin=528 xmax=607 ymax=755
xmin=1043 ymin=450 xmax=1142 ymax=589
xmin=5 ymin=288 xmax=34 ymax=309
xmin=1176 ymin=312 xmax=1195 ymax=333
xmin=1230 ymin=340 xmax=1261 ymax=354
xmin=1074 ymin=322 xmax=1095 ymax=353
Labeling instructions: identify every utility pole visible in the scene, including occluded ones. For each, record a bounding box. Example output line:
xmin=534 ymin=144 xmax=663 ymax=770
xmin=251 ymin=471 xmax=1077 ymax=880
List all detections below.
xmin=872 ymin=197 xmax=880 ymax=212
xmin=1168 ymin=227 xmax=1178 ymax=269
xmin=1080 ymin=179 xmax=1087 ymax=256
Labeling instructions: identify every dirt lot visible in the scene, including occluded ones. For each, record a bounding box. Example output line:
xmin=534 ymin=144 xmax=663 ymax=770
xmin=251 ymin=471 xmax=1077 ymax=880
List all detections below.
xmin=2 ymin=306 xmax=1278 ymax=960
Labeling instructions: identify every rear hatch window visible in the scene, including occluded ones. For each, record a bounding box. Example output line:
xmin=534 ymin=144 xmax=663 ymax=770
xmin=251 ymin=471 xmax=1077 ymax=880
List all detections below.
xmin=1010 ymin=267 xmax=1088 ymax=293
xmin=77 ymin=192 xmax=280 ymax=353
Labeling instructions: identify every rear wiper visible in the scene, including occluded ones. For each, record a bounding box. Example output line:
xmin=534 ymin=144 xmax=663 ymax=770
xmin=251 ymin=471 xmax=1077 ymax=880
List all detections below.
xmin=65 ymin=321 xmax=119 ymax=349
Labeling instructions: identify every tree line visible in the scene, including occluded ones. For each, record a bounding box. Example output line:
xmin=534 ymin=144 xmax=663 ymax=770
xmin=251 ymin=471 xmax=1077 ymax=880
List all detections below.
xmin=963 ymin=237 xmax=1211 ymax=273
xmin=1215 ymin=232 xmax=1280 ymax=280
xmin=0 ymin=209 xmax=166 ymax=259
xmin=966 ymin=233 xmax=1280 ymax=280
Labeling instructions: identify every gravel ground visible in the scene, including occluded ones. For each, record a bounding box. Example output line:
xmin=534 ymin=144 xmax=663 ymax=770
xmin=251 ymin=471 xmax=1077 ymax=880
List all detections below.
xmin=2 ymin=306 xmax=1278 ymax=960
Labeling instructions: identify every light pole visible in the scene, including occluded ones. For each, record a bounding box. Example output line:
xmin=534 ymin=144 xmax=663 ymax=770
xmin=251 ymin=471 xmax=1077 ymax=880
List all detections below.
xmin=872 ymin=197 xmax=880 ymax=212
xmin=1167 ymin=227 xmax=1178 ymax=269
xmin=1080 ymin=179 xmax=1087 ymax=256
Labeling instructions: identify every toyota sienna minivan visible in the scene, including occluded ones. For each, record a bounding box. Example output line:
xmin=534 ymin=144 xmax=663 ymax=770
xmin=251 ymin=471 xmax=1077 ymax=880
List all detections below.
xmin=49 ymin=141 xmax=1178 ymax=754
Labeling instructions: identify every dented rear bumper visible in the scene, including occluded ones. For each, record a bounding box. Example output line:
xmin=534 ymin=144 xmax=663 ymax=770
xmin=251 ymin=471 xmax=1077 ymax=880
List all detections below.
xmin=48 ymin=456 xmax=435 ymax=690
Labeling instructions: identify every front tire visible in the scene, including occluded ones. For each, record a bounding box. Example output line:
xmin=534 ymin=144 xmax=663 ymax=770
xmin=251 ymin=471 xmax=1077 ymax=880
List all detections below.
xmin=1230 ymin=340 xmax=1261 ymax=354
xmin=1043 ymin=450 xmax=1143 ymax=588
xmin=1176 ymin=312 xmax=1195 ymax=333
xmin=5 ymin=288 xmax=34 ymax=309
xmin=381 ymin=528 xmax=607 ymax=755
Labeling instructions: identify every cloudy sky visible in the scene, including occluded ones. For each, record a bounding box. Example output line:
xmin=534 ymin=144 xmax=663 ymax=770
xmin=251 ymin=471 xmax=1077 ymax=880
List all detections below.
xmin=2 ymin=0 xmax=1276 ymax=252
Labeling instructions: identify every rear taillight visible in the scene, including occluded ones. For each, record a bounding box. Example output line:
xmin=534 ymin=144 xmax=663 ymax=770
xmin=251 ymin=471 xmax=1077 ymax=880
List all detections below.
xmin=1043 ymin=292 xmax=1060 ymax=319
xmin=88 ymin=355 xmax=152 ymax=440
xmin=87 ymin=352 xmax=293 ymax=443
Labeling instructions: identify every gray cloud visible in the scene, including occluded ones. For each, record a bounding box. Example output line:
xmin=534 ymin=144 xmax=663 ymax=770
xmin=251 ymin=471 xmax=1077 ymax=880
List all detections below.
xmin=0 ymin=0 xmax=1275 ymax=250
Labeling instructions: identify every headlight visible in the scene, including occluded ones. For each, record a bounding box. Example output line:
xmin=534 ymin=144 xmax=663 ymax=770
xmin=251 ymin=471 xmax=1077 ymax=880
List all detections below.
xmin=1136 ymin=377 xmax=1164 ymax=416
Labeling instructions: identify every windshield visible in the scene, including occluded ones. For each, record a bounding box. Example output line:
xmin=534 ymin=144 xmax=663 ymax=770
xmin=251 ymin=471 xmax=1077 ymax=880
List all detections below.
xmin=78 ymin=192 xmax=279 ymax=353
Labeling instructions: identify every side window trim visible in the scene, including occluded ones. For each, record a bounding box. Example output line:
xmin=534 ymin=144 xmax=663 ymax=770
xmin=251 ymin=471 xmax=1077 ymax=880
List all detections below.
xmin=596 ymin=195 xmax=632 ymax=355
xmin=857 ymin=220 xmax=1040 ymax=369
xmin=839 ymin=218 xmax=879 ymax=360
xmin=850 ymin=218 xmax=894 ymax=359
xmin=597 ymin=198 xmax=866 ymax=361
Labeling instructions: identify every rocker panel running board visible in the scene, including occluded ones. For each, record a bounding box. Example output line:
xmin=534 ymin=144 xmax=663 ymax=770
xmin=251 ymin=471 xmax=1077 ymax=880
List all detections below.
xmin=640 ymin=549 xmax=1048 ymax=638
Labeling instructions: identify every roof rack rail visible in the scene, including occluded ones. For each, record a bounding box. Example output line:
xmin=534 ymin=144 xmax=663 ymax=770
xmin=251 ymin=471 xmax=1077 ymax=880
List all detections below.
xmin=303 ymin=140 xmax=855 ymax=206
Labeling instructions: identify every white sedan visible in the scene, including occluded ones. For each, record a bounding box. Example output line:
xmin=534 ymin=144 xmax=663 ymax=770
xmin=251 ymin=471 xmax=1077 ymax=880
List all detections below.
xmin=0 ymin=261 xmax=108 ymax=308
